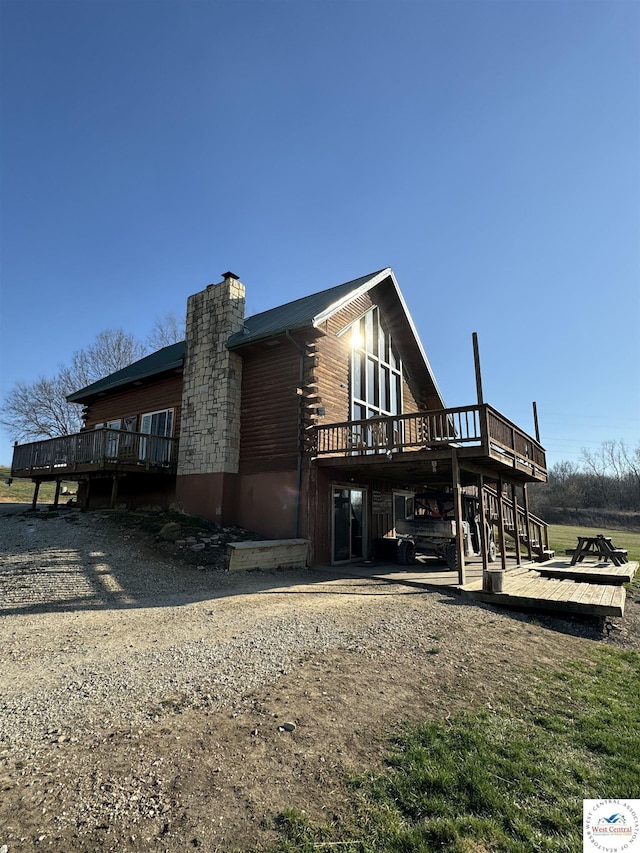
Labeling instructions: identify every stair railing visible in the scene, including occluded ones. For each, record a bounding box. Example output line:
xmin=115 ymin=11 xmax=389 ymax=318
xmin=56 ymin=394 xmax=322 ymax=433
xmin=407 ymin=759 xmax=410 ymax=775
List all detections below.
xmin=483 ymin=484 xmax=550 ymax=560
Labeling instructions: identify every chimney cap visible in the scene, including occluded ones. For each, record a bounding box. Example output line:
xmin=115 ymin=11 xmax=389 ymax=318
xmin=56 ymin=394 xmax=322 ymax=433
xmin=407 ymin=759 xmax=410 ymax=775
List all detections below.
xmin=222 ymin=270 xmax=239 ymax=281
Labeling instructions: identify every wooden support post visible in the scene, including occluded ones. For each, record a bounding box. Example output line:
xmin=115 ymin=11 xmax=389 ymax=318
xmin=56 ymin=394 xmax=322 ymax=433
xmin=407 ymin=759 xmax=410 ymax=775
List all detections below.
xmin=497 ymin=476 xmax=507 ymax=572
xmin=532 ymin=401 xmax=540 ymax=443
xmin=511 ymin=483 xmax=522 ymax=566
xmin=31 ymin=481 xmax=40 ymax=511
xmin=522 ymin=483 xmax=533 ymax=561
xmin=110 ymin=475 xmax=119 ymax=509
xmin=53 ymin=480 xmax=62 ymax=509
xmin=478 ymin=475 xmax=489 ymax=582
xmin=451 ymin=448 xmax=466 ymax=585
xmin=472 ymin=332 xmax=484 ymax=406
xmin=82 ymin=478 xmax=91 ymax=511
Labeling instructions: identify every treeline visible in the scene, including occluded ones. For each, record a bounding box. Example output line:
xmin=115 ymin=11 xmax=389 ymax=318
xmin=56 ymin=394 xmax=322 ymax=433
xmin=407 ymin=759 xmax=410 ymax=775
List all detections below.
xmin=529 ymin=440 xmax=640 ymax=526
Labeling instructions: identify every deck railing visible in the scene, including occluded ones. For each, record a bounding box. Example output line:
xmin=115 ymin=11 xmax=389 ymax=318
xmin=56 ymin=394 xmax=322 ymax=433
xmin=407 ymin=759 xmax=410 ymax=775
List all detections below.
xmin=11 ymin=428 xmax=178 ymax=476
xmin=484 ymin=484 xmax=550 ymax=558
xmin=310 ymin=404 xmax=547 ymax=479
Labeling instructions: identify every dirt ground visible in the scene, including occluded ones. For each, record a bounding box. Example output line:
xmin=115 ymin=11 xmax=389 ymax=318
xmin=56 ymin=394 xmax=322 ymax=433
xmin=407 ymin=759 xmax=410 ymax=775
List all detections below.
xmin=0 ymin=506 xmax=638 ymax=853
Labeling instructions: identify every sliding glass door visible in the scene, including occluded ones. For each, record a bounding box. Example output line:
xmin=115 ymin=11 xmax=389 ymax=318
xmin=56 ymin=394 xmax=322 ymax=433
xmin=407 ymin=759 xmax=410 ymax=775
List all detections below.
xmin=332 ymin=487 xmax=366 ymax=563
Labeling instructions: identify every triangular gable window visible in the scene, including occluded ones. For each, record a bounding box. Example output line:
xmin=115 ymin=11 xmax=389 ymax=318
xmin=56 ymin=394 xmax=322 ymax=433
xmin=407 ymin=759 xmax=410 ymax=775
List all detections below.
xmin=350 ymin=307 xmax=403 ymax=421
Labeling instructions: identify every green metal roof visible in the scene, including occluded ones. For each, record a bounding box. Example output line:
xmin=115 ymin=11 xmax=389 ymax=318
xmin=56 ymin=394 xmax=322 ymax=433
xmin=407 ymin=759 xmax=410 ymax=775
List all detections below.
xmin=67 ymin=341 xmax=185 ymax=402
xmin=227 ymin=269 xmax=389 ymax=349
xmin=67 ymin=269 xmax=394 ymax=402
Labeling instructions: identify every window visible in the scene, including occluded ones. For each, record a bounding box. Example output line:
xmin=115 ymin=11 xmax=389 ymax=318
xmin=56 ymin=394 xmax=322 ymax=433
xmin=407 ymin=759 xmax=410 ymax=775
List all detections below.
xmin=139 ymin=408 xmax=174 ymax=464
xmin=393 ymin=491 xmax=415 ymax=530
xmin=350 ymin=307 xmax=403 ymax=420
xmin=140 ymin=409 xmax=173 ymax=438
xmin=94 ymin=420 xmax=121 ymax=458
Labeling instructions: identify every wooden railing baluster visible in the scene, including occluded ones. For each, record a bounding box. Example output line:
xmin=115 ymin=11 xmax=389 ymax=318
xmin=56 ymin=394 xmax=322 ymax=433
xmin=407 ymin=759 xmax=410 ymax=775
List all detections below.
xmin=11 ymin=429 xmax=179 ymax=477
xmin=307 ymin=404 xmax=546 ymax=480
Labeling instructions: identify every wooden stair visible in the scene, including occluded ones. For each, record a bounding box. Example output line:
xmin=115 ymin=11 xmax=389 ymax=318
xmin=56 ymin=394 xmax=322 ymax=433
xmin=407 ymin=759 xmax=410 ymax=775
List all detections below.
xmin=483 ymin=485 xmax=553 ymax=562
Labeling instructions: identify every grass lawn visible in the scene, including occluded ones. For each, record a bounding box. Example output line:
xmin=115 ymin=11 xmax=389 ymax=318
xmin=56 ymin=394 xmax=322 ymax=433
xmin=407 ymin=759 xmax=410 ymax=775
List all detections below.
xmin=0 ymin=465 xmax=76 ymax=504
xmin=548 ymin=524 xmax=640 ymax=564
xmin=268 ymin=647 xmax=640 ymax=852
xmin=269 ymin=524 xmax=640 ymax=852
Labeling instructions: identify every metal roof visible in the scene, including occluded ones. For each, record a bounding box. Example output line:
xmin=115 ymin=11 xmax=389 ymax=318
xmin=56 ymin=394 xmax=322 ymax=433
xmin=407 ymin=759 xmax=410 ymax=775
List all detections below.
xmin=67 ymin=270 xmax=389 ymax=402
xmin=226 ymin=269 xmax=389 ymax=349
xmin=66 ymin=268 xmax=446 ymax=409
xmin=67 ymin=341 xmax=185 ymax=402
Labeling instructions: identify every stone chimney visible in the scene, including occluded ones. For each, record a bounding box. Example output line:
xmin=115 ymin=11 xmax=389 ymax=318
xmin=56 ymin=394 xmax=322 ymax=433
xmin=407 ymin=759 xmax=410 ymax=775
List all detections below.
xmin=176 ymin=272 xmax=245 ymax=522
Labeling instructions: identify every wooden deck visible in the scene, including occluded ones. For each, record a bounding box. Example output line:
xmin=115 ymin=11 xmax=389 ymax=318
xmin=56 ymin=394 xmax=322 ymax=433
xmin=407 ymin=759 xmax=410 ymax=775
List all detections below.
xmin=460 ymin=563 xmax=637 ymax=618
xmin=537 ymin=559 xmax=637 ymax=585
xmin=311 ymin=403 xmax=547 ymax=483
xmin=11 ymin=428 xmax=178 ymax=481
xmin=318 ymin=556 xmax=636 ymax=619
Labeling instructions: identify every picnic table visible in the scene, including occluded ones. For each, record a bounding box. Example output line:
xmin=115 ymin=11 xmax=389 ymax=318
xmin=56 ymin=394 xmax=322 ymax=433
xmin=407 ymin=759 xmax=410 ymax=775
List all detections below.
xmin=570 ymin=535 xmax=628 ymax=567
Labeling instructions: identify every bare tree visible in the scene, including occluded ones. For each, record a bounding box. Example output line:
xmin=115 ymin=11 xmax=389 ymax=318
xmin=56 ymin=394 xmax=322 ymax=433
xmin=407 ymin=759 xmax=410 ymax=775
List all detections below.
xmin=552 ymin=460 xmax=580 ymax=484
xmin=616 ymin=440 xmax=640 ymax=508
xmin=580 ymin=439 xmax=640 ymax=508
xmin=146 ymin=313 xmax=185 ymax=351
xmin=529 ymin=440 xmax=640 ymax=515
xmin=3 ymin=319 xmax=186 ymax=444
xmin=581 ymin=444 xmax=614 ymax=506
xmin=2 ymin=375 xmax=84 ymax=442
xmin=64 ymin=329 xmax=147 ymax=390
xmin=3 ymin=329 xmax=148 ymax=442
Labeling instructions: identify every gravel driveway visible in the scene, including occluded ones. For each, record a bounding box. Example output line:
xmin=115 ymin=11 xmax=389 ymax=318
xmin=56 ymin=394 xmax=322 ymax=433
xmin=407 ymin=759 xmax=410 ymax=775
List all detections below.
xmin=0 ymin=504 xmax=632 ymax=852
xmin=1 ymin=507 xmax=393 ymax=756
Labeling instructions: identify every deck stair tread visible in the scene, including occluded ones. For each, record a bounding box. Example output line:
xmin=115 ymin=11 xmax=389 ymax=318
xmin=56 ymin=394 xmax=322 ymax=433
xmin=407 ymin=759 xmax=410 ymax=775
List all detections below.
xmin=461 ymin=565 xmax=626 ymax=617
xmin=505 ymin=565 xmax=532 ymax=577
xmin=508 ymin=575 xmax=544 ymax=597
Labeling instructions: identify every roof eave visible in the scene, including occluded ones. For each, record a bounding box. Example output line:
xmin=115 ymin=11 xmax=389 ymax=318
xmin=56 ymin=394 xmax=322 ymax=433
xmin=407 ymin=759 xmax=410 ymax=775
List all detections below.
xmin=311 ymin=268 xmax=392 ymax=329
xmin=227 ymin=319 xmax=317 ymax=351
xmin=66 ymin=357 xmax=184 ymax=403
xmin=312 ymin=267 xmax=446 ymax=408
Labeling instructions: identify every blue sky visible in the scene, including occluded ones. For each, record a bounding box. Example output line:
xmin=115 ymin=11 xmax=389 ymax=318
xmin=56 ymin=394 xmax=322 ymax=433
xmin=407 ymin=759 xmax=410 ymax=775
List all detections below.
xmin=1 ymin=0 xmax=638 ymax=468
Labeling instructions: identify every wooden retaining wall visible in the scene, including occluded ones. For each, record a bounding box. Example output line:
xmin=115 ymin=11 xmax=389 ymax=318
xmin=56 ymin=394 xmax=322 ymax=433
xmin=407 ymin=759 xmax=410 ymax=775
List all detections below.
xmin=226 ymin=539 xmax=309 ymax=572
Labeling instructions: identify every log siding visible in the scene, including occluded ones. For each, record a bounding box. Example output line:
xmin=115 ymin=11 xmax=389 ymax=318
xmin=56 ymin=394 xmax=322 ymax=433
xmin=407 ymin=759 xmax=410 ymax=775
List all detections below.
xmin=83 ymin=374 xmax=183 ymax=438
xmin=238 ymin=340 xmax=302 ymax=473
